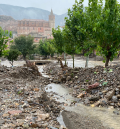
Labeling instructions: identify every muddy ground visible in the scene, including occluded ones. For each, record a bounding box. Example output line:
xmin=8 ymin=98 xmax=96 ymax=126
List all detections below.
xmin=1 ymin=57 xmax=120 ymax=129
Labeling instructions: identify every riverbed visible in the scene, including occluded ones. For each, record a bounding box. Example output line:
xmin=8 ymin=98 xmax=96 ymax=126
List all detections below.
xmin=1 ymin=59 xmax=120 ymax=129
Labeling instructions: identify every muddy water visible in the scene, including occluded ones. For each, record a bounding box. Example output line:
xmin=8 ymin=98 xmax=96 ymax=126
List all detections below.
xmin=45 ymin=83 xmax=120 ymax=129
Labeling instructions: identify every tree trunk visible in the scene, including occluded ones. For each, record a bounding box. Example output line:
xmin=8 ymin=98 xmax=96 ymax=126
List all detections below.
xmin=85 ymin=55 xmax=89 ymax=68
xmin=105 ymin=56 xmax=110 ymax=67
xmin=72 ymin=54 xmax=74 ymax=68
xmin=64 ymin=52 xmax=67 ymax=66
xmin=12 ymin=60 xmax=13 ymax=66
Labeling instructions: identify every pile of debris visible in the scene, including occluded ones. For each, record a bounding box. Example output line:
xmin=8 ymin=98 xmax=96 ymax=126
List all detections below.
xmin=44 ymin=63 xmax=120 ymax=109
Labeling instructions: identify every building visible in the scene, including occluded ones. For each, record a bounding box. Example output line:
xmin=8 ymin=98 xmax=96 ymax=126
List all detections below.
xmin=17 ymin=9 xmax=55 ymax=42
xmin=29 ymin=32 xmax=47 ymax=43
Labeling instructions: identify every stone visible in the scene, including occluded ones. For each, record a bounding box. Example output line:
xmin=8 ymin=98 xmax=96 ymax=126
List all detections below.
xmin=34 ymin=88 xmax=39 ymax=92
xmin=2 ymin=113 xmax=9 ymax=118
xmin=0 ymin=120 xmax=5 ymax=125
xmin=77 ymin=93 xmax=84 ymax=98
xmin=22 ymin=103 xmax=29 ymax=108
xmin=8 ymin=110 xmax=22 ymax=115
xmin=89 ymin=95 xmax=100 ymax=101
xmin=112 ymin=96 xmax=118 ymax=102
xmin=88 ymin=82 xmax=99 ymax=89
xmin=38 ymin=113 xmax=50 ymax=121
xmin=105 ymin=89 xmax=115 ymax=100
xmin=113 ymin=110 xmax=119 ymax=115
xmin=17 ymin=119 xmax=24 ymax=125
xmin=84 ymin=98 xmax=90 ymax=105
xmin=66 ymin=76 xmax=71 ymax=81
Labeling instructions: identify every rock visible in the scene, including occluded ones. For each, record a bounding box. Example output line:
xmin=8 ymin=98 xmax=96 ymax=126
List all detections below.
xmin=2 ymin=113 xmax=9 ymax=118
xmin=8 ymin=110 xmax=22 ymax=115
xmin=29 ymin=123 xmax=39 ymax=128
xmin=34 ymin=88 xmax=39 ymax=92
xmin=74 ymin=85 xmax=79 ymax=89
xmin=66 ymin=76 xmax=71 ymax=81
xmin=38 ymin=113 xmax=50 ymax=121
xmin=91 ymin=98 xmax=107 ymax=107
xmin=105 ymin=89 xmax=115 ymax=100
xmin=89 ymin=95 xmax=100 ymax=101
xmin=113 ymin=110 xmax=119 ymax=115
xmin=22 ymin=103 xmax=29 ymax=108
xmin=75 ymin=76 xmax=78 ymax=79
xmin=0 ymin=120 xmax=5 ymax=125
xmin=77 ymin=93 xmax=84 ymax=98
xmin=17 ymin=119 xmax=24 ymax=125
xmin=84 ymin=98 xmax=90 ymax=105
xmin=110 ymin=103 xmax=115 ymax=106
xmin=112 ymin=96 xmax=118 ymax=102
xmin=88 ymin=82 xmax=99 ymax=89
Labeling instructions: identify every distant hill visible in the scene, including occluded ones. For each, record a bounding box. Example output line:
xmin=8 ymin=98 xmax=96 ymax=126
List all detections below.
xmin=0 ymin=4 xmax=68 ymax=27
xmin=0 ymin=15 xmax=15 ymax=22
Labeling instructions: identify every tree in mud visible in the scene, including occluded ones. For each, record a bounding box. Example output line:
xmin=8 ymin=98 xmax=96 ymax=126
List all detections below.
xmin=14 ymin=35 xmax=34 ymax=60
xmin=63 ymin=26 xmax=77 ymax=68
xmin=6 ymin=49 xmax=20 ymax=66
xmin=0 ymin=27 xmax=12 ymax=57
xmin=87 ymin=0 xmax=120 ymax=67
xmin=64 ymin=0 xmax=97 ymax=68
xmin=52 ymin=26 xmax=67 ymax=65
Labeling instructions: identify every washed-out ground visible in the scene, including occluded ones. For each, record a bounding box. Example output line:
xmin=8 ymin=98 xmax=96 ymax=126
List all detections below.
xmin=1 ymin=57 xmax=120 ymax=129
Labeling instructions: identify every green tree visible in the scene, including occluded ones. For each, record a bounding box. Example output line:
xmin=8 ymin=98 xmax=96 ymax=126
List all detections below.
xmin=87 ymin=0 xmax=120 ymax=67
xmin=14 ymin=35 xmax=34 ymax=60
xmin=38 ymin=39 xmax=56 ymax=58
xmin=64 ymin=0 xmax=95 ymax=68
xmin=52 ymin=27 xmax=64 ymax=55
xmin=0 ymin=27 xmax=12 ymax=57
xmin=6 ymin=49 xmax=20 ymax=66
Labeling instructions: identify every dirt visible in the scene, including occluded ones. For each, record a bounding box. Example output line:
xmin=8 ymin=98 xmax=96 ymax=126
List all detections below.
xmin=0 ymin=65 xmax=61 ymax=129
xmin=62 ymin=110 xmax=109 ymax=129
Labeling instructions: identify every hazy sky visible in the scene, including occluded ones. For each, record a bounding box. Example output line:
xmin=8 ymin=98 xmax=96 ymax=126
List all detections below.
xmin=0 ymin=0 xmax=88 ymax=15
xmin=0 ymin=0 xmax=120 ymax=15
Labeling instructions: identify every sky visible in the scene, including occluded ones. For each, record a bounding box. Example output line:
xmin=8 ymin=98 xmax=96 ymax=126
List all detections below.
xmin=0 ymin=0 xmax=120 ymax=15
xmin=0 ymin=0 xmax=89 ymax=15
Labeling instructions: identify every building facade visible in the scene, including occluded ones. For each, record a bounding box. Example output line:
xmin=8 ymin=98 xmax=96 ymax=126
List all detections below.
xmin=17 ymin=9 xmax=55 ymax=41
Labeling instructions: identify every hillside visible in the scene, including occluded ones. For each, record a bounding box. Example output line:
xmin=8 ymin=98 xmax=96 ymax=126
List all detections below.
xmin=0 ymin=4 xmax=68 ymax=27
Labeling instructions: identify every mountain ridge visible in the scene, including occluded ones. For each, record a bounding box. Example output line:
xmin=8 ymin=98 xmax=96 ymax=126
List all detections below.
xmin=0 ymin=4 xmax=68 ymax=27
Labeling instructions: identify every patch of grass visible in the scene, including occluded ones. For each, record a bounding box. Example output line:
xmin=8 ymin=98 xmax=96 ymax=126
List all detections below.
xmin=81 ymin=88 xmax=85 ymax=91
xmin=85 ymin=80 xmax=89 ymax=82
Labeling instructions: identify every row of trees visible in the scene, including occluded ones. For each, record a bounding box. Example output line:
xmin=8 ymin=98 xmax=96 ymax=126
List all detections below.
xmin=52 ymin=0 xmax=120 ymax=67
xmin=0 ymin=0 xmax=120 ymax=67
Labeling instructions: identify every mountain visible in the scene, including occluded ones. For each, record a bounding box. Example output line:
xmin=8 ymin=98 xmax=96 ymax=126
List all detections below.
xmin=0 ymin=4 xmax=68 ymax=27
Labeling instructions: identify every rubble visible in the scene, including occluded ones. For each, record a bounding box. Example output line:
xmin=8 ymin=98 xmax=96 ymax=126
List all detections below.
xmin=0 ymin=65 xmax=61 ymax=129
xmin=44 ymin=63 xmax=120 ymax=109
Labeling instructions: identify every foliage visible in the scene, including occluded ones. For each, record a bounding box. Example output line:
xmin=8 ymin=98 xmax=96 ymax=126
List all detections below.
xmin=38 ymin=39 xmax=56 ymax=57
xmin=86 ymin=0 xmax=120 ymax=67
xmin=0 ymin=27 xmax=12 ymax=57
xmin=52 ymin=27 xmax=64 ymax=54
xmin=6 ymin=49 xmax=20 ymax=66
xmin=14 ymin=35 xmax=34 ymax=59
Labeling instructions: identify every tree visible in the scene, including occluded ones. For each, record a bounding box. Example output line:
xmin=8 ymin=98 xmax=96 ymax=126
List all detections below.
xmin=52 ymin=27 xmax=64 ymax=55
xmin=63 ymin=26 xmax=77 ymax=68
xmin=38 ymin=39 xmax=56 ymax=58
xmin=87 ymin=0 xmax=120 ymax=67
xmin=6 ymin=49 xmax=20 ymax=66
xmin=0 ymin=27 xmax=12 ymax=57
xmin=64 ymin=0 xmax=95 ymax=68
xmin=14 ymin=35 xmax=34 ymax=60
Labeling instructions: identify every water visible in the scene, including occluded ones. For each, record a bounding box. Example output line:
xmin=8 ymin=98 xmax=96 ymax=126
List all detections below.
xmin=45 ymin=83 xmax=75 ymax=105
xmin=45 ymin=83 xmax=120 ymax=129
